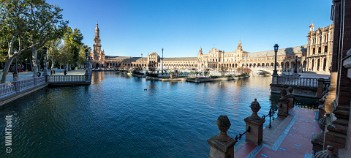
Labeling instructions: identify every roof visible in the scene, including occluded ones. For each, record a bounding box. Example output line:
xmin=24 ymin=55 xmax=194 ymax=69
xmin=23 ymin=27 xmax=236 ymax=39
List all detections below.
xmin=248 ymin=45 xmax=307 ymax=57
xmin=163 ymin=57 xmax=198 ymax=61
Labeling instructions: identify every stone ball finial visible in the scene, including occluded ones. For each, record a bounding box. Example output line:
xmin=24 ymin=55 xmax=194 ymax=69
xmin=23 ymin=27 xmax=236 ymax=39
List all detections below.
xmin=216 ymin=115 xmax=231 ymax=139
xmin=287 ymin=87 xmax=293 ymax=93
xmin=250 ymin=99 xmax=261 ymax=119
xmin=280 ymin=89 xmax=287 ymax=96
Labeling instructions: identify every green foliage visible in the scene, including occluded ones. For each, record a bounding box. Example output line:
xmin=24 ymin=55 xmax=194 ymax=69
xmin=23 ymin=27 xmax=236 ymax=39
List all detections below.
xmin=0 ymin=0 xmax=68 ymax=82
xmin=58 ymin=27 xmax=84 ymax=66
xmin=78 ymin=45 xmax=90 ymax=65
xmin=0 ymin=0 xmax=68 ymax=53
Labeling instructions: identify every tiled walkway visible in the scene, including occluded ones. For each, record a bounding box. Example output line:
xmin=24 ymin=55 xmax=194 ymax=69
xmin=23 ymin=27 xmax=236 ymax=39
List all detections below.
xmin=235 ymin=107 xmax=321 ymax=158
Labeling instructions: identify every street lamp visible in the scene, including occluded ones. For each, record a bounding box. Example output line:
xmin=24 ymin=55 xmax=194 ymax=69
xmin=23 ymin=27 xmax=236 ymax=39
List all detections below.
xmin=294 ymin=55 xmax=298 ymax=74
xmin=13 ymin=51 xmax=18 ymax=81
xmin=273 ymin=44 xmax=279 ymax=75
xmin=25 ymin=58 xmax=27 ymax=71
xmin=42 ymin=47 xmax=48 ymax=77
xmin=161 ymin=48 xmax=164 ymax=75
xmin=85 ymin=49 xmax=89 ymax=75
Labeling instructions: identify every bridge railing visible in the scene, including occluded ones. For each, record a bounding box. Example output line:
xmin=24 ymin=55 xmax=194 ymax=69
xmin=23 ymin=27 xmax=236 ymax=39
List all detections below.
xmin=277 ymin=76 xmax=318 ymax=87
xmin=48 ymin=75 xmax=90 ymax=83
xmin=0 ymin=76 xmax=47 ymax=99
xmin=0 ymin=83 xmax=16 ymax=99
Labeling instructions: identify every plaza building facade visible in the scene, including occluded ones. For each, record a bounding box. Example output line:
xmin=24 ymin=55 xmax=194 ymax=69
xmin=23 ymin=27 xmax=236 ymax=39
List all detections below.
xmin=306 ymin=24 xmax=334 ymax=73
xmin=93 ymin=24 xmax=333 ymax=75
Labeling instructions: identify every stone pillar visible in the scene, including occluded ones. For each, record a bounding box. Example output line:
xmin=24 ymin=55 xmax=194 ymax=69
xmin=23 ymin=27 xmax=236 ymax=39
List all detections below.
xmin=272 ymin=74 xmax=278 ymax=84
xmin=208 ymin=115 xmax=236 ymax=158
xmin=277 ymin=89 xmax=289 ymax=118
xmin=244 ymin=99 xmax=265 ymax=145
xmin=13 ymin=57 xmax=18 ymax=81
xmin=13 ymin=81 xmax=20 ymax=92
xmin=286 ymin=87 xmax=295 ymax=110
xmin=316 ymin=78 xmax=325 ymax=98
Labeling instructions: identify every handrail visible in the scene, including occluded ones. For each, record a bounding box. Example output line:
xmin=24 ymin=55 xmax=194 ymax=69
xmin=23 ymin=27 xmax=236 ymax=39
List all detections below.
xmin=234 ymin=126 xmax=251 ymax=142
xmin=262 ymin=105 xmax=278 ymax=128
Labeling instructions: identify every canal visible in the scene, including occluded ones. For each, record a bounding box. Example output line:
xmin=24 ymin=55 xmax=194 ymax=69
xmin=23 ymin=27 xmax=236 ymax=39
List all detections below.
xmin=0 ymin=72 xmax=318 ymax=157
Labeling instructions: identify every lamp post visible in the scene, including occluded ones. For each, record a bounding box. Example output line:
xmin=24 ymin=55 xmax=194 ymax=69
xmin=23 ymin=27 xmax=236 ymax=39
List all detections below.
xmin=43 ymin=47 xmax=48 ymax=77
xmin=273 ymin=44 xmax=279 ymax=75
xmin=25 ymin=58 xmax=27 ymax=71
xmin=161 ymin=48 xmax=164 ymax=75
xmin=141 ymin=53 xmax=143 ymax=70
xmin=85 ymin=49 xmax=89 ymax=76
xmin=294 ymin=55 xmax=298 ymax=74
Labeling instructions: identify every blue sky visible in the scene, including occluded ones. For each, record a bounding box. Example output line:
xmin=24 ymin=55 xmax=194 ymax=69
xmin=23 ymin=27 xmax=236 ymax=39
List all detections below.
xmin=47 ymin=0 xmax=332 ymax=57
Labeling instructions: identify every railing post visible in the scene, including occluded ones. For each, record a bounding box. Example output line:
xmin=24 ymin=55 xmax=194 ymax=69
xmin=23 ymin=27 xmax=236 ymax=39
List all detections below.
xmin=208 ymin=115 xmax=236 ymax=158
xmin=316 ymin=78 xmax=325 ymax=98
xmin=277 ymin=89 xmax=289 ymax=118
xmin=286 ymin=87 xmax=295 ymax=110
xmin=244 ymin=99 xmax=265 ymax=145
xmin=272 ymin=74 xmax=278 ymax=84
xmin=13 ymin=81 xmax=20 ymax=93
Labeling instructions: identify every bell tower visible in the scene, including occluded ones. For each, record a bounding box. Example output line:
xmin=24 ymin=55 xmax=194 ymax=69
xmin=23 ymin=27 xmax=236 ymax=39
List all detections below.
xmin=93 ymin=23 xmax=102 ymax=61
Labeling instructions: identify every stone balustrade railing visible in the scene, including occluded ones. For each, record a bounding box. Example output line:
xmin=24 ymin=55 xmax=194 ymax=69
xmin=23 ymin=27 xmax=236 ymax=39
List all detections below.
xmin=277 ymin=76 xmax=318 ymax=87
xmin=0 ymin=76 xmax=46 ymax=100
xmin=0 ymin=83 xmax=16 ymax=99
xmin=48 ymin=75 xmax=90 ymax=83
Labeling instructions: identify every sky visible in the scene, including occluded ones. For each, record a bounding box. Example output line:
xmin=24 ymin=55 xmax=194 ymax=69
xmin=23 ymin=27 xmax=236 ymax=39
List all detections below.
xmin=47 ymin=0 xmax=332 ymax=57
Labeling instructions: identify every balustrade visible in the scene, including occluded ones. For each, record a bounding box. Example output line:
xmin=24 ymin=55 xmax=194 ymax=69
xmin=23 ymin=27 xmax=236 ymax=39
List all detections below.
xmin=0 ymin=83 xmax=15 ymax=99
xmin=277 ymin=76 xmax=318 ymax=87
xmin=0 ymin=76 xmax=46 ymax=99
xmin=48 ymin=75 xmax=89 ymax=83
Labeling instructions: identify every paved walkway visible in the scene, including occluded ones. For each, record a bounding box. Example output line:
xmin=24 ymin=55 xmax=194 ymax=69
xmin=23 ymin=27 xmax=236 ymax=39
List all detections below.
xmin=235 ymin=107 xmax=320 ymax=158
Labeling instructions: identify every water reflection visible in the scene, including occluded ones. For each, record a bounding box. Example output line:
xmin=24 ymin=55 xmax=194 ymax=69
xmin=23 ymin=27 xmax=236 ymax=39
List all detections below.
xmin=92 ymin=71 xmax=105 ymax=84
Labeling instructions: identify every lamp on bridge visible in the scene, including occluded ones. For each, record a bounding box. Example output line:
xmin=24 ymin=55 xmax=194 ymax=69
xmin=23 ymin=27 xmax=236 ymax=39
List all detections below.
xmin=273 ymin=44 xmax=279 ymax=76
xmin=13 ymin=51 xmax=18 ymax=81
xmin=42 ymin=47 xmax=48 ymax=77
xmin=85 ymin=49 xmax=89 ymax=76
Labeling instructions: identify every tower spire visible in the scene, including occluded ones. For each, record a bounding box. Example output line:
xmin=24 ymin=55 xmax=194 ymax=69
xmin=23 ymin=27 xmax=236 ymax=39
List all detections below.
xmin=237 ymin=40 xmax=243 ymax=51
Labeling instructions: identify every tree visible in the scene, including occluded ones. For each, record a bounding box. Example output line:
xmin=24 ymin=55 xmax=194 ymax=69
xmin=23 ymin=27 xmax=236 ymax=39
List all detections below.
xmin=77 ymin=45 xmax=90 ymax=68
xmin=46 ymin=39 xmax=62 ymax=69
xmin=58 ymin=27 xmax=83 ymax=70
xmin=0 ymin=0 xmax=67 ymax=83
